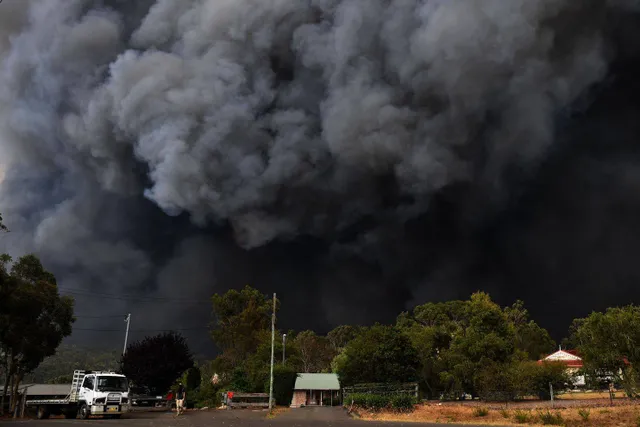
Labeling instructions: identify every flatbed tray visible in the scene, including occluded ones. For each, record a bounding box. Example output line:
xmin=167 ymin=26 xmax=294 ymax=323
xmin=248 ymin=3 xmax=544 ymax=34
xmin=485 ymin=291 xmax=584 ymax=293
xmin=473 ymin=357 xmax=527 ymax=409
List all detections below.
xmin=26 ymin=399 xmax=72 ymax=405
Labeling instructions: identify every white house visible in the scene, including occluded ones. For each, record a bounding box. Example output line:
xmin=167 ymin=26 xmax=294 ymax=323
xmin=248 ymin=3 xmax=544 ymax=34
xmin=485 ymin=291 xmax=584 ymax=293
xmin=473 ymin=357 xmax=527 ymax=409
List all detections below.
xmin=538 ymin=347 xmax=585 ymax=387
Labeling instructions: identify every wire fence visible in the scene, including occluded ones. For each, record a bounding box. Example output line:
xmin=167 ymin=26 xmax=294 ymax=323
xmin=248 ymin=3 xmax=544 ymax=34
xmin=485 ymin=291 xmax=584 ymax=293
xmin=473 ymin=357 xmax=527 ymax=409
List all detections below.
xmin=343 ymin=382 xmax=419 ymax=400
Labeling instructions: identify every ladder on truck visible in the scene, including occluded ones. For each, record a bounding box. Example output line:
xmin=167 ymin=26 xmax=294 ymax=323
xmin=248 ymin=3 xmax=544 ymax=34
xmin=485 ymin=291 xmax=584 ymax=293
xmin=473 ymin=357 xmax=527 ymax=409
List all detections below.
xmin=69 ymin=370 xmax=86 ymax=402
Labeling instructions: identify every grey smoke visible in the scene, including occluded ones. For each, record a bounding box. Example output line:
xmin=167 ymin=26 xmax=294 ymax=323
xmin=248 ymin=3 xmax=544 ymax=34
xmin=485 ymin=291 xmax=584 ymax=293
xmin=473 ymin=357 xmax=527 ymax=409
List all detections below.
xmin=0 ymin=0 xmax=638 ymax=350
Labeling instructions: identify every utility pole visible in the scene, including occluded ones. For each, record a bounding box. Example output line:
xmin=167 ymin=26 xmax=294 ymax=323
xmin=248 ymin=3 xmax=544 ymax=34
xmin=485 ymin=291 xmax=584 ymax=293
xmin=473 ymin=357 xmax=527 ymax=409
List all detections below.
xmin=269 ymin=294 xmax=276 ymax=411
xmin=122 ymin=313 xmax=131 ymax=356
xmin=282 ymin=334 xmax=287 ymax=364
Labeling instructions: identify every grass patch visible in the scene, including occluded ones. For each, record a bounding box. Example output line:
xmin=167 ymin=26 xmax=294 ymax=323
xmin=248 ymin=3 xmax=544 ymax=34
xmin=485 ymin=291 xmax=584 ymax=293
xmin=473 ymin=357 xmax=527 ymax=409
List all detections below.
xmin=537 ymin=410 xmax=564 ymax=425
xmin=514 ymin=410 xmax=532 ymax=424
xmin=472 ymin=407 xmax=489 ymax=417
xmin=500 ymin=408 xmax=510 ymax=418
xmin=577 ymin=408 xmax=590 ymax=421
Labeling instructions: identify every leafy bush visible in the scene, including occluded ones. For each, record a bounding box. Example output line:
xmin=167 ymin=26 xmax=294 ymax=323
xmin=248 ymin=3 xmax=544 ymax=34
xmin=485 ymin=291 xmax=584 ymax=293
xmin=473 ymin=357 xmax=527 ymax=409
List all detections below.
xmin=513 ymin=410 xmax=532 ymax=424
xmin=390 ymin=395 xmax=416 ymax=412
xmin=537 ymin=410 xmax=564 ymax=425
xmin=473 ymin=407 xmax=489 ymax=417
xmin=270 ymin=366 xmax=298 ymax=406
xmin=348 ymin=393 xmax=416 ymax=412
xmin=191 ymin=382 xmax=221 ymax=409
xmin=182 ymin=366 xmax=202 ymax=391
xmin=578 ymin=408 xmax=590 ymax=421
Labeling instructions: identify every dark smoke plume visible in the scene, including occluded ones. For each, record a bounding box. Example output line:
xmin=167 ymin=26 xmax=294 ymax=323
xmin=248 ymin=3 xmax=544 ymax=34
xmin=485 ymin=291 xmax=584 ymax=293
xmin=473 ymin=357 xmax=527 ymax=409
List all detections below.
xmin=1 ymin=0 xmax=640 ymax=352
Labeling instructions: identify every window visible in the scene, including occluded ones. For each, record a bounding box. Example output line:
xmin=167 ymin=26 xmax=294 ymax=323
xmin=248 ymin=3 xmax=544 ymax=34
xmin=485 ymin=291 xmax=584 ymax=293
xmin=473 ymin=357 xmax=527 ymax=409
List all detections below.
xmin=96 ymin=376 xmax=128 ymax=392
xmin=82 ymin=376 xmax=94 ymax=390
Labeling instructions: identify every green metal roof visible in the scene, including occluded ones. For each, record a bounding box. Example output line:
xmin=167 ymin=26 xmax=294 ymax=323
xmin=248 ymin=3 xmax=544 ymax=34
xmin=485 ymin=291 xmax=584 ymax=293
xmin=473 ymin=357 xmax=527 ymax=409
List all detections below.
xmin=293 ymin=373 xmax=340 ymax=390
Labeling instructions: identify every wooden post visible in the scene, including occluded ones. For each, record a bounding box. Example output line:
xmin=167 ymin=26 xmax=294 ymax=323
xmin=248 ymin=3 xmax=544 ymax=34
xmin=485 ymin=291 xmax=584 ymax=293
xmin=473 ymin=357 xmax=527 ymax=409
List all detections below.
xmin=268 ymin=293 xmax=276 ymax=411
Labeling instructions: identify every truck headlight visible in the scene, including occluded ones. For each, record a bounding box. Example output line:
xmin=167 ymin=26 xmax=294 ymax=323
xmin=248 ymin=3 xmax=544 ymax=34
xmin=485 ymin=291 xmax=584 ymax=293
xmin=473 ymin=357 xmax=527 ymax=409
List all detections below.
xmin=94 ymin=398 xmax=106 ymax=404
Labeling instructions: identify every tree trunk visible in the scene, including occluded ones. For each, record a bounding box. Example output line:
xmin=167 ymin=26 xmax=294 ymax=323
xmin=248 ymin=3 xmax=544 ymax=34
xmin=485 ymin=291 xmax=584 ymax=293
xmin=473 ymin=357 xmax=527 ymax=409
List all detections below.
xmin=7 ymin=370 xmax=14 ymax=414
xmin=9 ymin=372 xmax=22 ymax=415
xmin=10 ymin=372 xmax=23 ymax=416
xmin=0 ymin=353 xmax=10 ymax=415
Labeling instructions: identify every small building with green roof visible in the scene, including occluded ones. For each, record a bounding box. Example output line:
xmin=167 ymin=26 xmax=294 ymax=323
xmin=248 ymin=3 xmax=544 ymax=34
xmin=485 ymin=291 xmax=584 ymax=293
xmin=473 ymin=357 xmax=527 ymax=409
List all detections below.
xmin=290 ymin=373 xmax=341 ymax=407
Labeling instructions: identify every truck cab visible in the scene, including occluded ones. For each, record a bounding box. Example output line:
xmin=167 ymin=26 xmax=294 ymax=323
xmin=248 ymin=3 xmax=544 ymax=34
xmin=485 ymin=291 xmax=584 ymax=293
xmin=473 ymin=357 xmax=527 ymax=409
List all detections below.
xmin=77 ymin=372 xmax=130 ymax=418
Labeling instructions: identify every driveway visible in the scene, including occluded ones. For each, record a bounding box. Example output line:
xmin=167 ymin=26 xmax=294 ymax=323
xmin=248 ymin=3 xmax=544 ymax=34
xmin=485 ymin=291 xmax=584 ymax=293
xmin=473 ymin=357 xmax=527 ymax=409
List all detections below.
xmin=0 ymin=409 xmax=502 ymax=427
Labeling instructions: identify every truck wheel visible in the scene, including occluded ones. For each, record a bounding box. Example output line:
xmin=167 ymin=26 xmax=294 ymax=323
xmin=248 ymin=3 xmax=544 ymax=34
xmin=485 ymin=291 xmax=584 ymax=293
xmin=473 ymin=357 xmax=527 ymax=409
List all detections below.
xmin=37 ymin=406 xmax=50 ymax=420
xmin=78 ymin=404 xmax=90 ymax=420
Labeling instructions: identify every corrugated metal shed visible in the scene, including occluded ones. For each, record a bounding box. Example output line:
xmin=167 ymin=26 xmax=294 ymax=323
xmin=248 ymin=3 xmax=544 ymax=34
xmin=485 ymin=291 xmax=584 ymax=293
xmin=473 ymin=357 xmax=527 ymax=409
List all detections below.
xmin=293 ymin=373 xmax=340 ymax=390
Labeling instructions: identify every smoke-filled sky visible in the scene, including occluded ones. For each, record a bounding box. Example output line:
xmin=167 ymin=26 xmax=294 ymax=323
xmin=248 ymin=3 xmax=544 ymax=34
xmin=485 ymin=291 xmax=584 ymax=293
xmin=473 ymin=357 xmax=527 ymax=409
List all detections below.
xmin=2 ymin=0 xmax=640 ymax=355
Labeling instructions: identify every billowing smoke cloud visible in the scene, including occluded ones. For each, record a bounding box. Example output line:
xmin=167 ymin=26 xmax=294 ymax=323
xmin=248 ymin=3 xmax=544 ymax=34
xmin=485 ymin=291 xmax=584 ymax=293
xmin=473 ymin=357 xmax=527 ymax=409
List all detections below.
xmin=1 ymin=0 xmax=640 ymax=352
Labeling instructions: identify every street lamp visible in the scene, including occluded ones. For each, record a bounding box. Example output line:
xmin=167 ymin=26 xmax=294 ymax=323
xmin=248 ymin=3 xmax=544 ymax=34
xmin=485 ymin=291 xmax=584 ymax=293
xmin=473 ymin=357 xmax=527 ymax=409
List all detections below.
xmin=282 ymin=334 xmax=286 ymax=364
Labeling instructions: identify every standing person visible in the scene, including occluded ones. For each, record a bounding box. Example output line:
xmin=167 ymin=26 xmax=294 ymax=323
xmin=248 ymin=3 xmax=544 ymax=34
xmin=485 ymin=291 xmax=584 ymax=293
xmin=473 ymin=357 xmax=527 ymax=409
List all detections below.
xmin=175 ymin=382 xmax=186 ymax=416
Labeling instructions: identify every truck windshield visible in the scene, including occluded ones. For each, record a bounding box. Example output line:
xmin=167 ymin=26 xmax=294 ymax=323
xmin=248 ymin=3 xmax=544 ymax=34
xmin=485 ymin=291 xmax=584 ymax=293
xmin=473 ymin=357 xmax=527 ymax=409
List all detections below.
xmin=96 ymin=376 xmax=128 ymax=392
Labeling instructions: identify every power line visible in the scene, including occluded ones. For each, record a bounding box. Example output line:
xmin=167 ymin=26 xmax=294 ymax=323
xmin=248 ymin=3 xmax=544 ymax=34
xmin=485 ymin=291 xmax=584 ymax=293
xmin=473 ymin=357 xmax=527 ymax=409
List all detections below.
xmin=58 ymin=287 xmax=210 ymax=304
xmin=73 ymin=326 xmax=209 ymax=332
xmin=74 ymin=314 xmax=129 ymax=318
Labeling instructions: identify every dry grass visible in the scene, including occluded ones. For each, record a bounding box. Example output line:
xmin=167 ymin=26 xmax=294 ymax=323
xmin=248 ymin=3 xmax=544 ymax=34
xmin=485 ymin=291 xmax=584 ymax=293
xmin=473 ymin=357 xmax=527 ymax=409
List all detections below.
xmin=357 ymin=402 xmax=640 ymax=426
xmin=266 ymin=406 xmax=291 ymax=419
xmin=557 ymin=391 xmax=621 ymax=400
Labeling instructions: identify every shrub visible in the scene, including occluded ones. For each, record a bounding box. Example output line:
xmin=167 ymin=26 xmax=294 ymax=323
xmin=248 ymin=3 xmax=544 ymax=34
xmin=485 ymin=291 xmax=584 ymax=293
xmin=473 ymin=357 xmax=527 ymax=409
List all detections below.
xmin=390 ymin=395 xmax=416 ymax=412
xmin=348 ymin=393 xmax=416 ymax=412
xmin=269 ymin=366 xmax=298 ymax=406
xmin=577 ymin=408 xmax=590 ymax=421
xmin=537 ymin=410 xmax=564 ymax=425
xmin=500 ymin=409 xmax=509 ymax=418
xmin=191 ymin=382 xmax=221 ymax=409
xmin=473 ymin=407 xmax=489 ymax=417
xmin=514 ymin=410 xmax=532 ymax=424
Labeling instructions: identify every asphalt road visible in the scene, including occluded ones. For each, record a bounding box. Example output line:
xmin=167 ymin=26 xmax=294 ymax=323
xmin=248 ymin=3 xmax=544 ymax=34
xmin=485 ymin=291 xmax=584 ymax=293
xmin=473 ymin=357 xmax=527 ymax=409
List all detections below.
xmin=0 ymin=408 xmax=498 ymax=427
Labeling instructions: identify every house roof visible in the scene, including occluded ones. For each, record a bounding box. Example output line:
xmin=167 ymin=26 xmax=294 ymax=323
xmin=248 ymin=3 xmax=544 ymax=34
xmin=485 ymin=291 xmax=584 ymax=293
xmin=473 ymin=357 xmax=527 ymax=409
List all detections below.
xmin=538 ymin=349 xmax=583 ymax=368
xmin=293 ymin=373 xmax=340 ymax=390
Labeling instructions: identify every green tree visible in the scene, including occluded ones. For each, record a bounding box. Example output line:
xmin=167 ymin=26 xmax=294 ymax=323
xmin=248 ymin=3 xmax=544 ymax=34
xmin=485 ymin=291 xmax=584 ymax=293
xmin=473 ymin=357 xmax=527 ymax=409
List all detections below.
xmin=475 ymin=360 xmax=570 ymax=402
xmin=505 ymin=301 xmax=555 ymax=360
xmin=0 ymin=254 xmax=75 ymax=414
xmin=121 ymin=332 xmax=194 ymax=395
xmin=210 ymin=286 xmax=276 ymax=367
xmin=0 ymin=212 xmax=7 ymax=232
xmin=293 ymin=330 xmax=336 ymax=373
xmin=439 ymin=292 xmax=516 ymax=398
xmin=396 ymin=301 xmax=469 ymax=399
xmin=327 ymin=325 xmax=363 ymax=351
xmin=569 ymin=306 xmax=640 ymax=394
xmin=334 ymin=324 xmax=419 ymax=386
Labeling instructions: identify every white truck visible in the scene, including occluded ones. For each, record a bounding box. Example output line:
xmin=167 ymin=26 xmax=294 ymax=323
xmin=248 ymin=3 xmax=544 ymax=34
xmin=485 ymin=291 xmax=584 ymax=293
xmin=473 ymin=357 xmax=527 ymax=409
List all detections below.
xmin=26 ymin=370 xmax=131 ymax=419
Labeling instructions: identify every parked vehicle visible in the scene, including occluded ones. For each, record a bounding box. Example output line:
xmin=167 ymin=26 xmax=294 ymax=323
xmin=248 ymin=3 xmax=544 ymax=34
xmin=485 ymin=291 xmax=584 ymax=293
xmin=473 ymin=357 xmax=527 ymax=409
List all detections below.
xmin=26 ymin=370 xmax=130 ymax=420
xmin=130 ymin=386 xmax=165 ymax=407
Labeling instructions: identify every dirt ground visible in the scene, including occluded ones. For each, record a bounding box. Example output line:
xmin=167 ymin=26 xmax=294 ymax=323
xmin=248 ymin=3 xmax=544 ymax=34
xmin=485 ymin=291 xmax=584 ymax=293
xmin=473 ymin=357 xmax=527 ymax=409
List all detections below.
xmin=357 ymin=400 xmax=640 ymax=426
